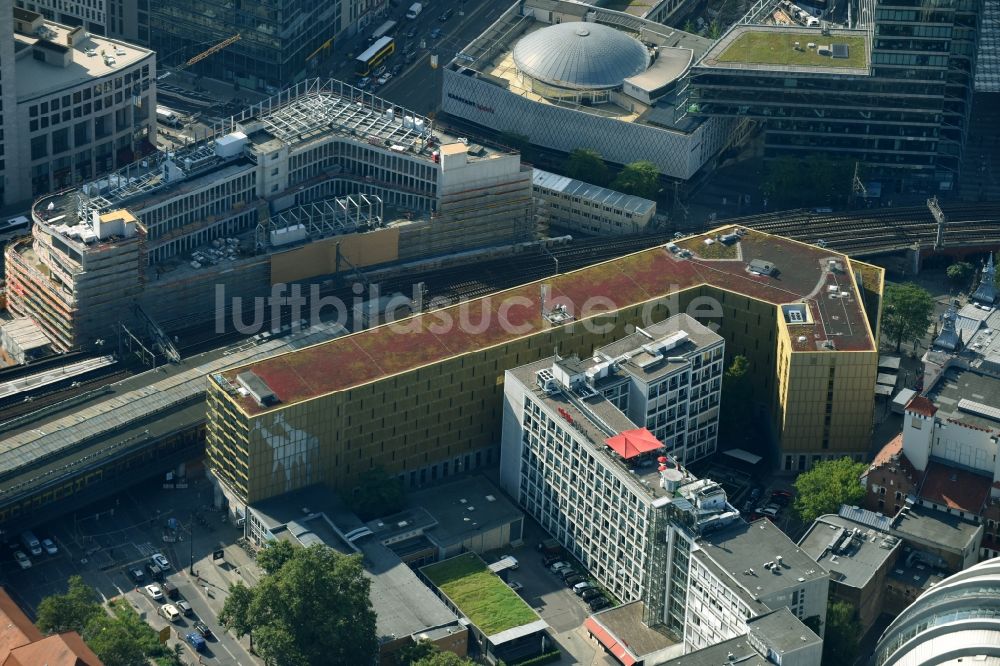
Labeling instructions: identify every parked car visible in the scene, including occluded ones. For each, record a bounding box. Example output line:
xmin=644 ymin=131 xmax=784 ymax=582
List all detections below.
xmin=13 ymin=551 xmax=31 ymax=570
xmin=194 ymin=621 xmax=213 ymax=639
xmin=146 ymin=563 xmax=163 ymax=580
xmin=564 ymin=574 xmax=585 ymax=587
xmin=759 ymin=504 xmax=781 ymax=519
xmin=404 ymin=50 xmax=416 ymax=63
xmin=507 ymin=581 xmax=523 ymax=593
xmin=377 ymin=73 xmax=391 ymax=85
xmin=561 ymin=568 xmax=580 ymax=581
xmin=391 ymin=63 xmax=403 ymax=75
xmin=770 ymin=490 xmax=792 ymax=506
xmin=549 ymin=561 xmax=570 ymax=573
xmin=41 ymin=538 xmax=58 ymax=555
xmin=144 ymin=584 xmax=164 ymax=601
xmin=151 ymin=553 xmax=171 ymax=570
xmin=373 ymin=64 xmax=387 ymax=77
xmin=574 ymin=582 xmax=595 ymax=595
xmin=176 ymin=600 xmax=194 ymax=616
xmin=439 ymin=8 xmax=453 ymax=21
xmin=127 ymin=567 xmax=145 ymax=584
xmin=589 ymin=597 xmax=610 ymax=611
xmin=185 ymin=632 xmax=206 ymax=652
xmin=429 ymin=27 xmax=442 ymax=39
xmin=357 ymin=77 xmax=371 ymax=89
xmin=580 ymin=588 xmax=602 ymax=601
xmin=405 ymin=26 xmax=417 ymax=38
xmin=503 ymin=556 xmax=519 ymax=570
xmin=542 ymin=554 xmax=563 ymax=567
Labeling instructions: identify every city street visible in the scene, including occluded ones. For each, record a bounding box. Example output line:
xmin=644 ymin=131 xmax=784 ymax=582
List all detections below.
xmin=1 ymin=476 xmax=262 ymax=665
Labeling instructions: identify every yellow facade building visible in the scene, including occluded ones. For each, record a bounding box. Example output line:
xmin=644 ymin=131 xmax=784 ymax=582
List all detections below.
xmin=205 ymin=226 xmax=883 ymax=509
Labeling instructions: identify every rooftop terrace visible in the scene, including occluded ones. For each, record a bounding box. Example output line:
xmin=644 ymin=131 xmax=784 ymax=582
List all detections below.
xmin=701 ymin=25 xmax=870 ymax=74
xmin=220 ymin=226 xmax=875 ymax=415
xmin=421 ymin=553 xmax=543 ymax=638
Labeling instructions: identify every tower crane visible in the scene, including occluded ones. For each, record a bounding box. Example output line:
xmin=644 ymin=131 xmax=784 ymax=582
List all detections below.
xmin=179 ymin=33 xmax=241 ymax=70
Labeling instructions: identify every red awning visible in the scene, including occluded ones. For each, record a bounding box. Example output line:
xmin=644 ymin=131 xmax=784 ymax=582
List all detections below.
xmin=605 ymin=428 xmax=663 ymax=460
xmin=585 ymin=617 xmax=637 ymax=666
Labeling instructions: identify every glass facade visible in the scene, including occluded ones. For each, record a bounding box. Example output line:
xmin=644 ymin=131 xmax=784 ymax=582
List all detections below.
xmin=149 ymin=0 xmax=343 ymax=86
xmin=687 ymin=0 xmax=982 ymax=192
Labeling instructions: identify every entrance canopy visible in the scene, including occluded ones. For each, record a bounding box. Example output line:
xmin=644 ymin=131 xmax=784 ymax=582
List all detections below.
xmin=722 ymin=448 xmax=763 ymax=465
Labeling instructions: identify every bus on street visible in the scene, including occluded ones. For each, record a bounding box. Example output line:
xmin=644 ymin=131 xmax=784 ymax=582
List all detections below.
xmin=356 ymin=37 xmax=395 ymax=76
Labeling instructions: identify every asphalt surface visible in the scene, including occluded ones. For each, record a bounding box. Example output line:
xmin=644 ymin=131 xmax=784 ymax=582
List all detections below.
xmin=2 ymin=478 xmax=260 ymax=665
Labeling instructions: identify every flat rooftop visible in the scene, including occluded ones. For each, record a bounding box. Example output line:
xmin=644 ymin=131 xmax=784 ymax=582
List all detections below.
xmin=510 ymin=357 xmax=677 ymax=501
xmin=926 ymin=367 xmax=1000 ymax=433
xmin=662 ymin=636 xmax=771 ymax=666
xmin=891 ymin=504 xmax=982 ymax=552
xmin=221 ymin=226 xmax=876 ymax=416
xmin=595 ymin=312 xmax=723 ymax=384
xmin=406 ymin=476 xmax=523 ymax=549
xmin=586 ymin=601 xmax=678 ymax=661
xmin=14 ymin=20 xmax=153 ymax=100
xmin=697 ymin=519 xmax=829 ymax=599
xmin=32 ymin=78 xmax=503 ymax=230
xmin=746 ymin=607 xmax=822 ymax=656
xmin=701 ymin=25 xmax=870 ymax=74
xmin=799 ymin=514 xmax=901 ymax=589
xmin=421 ymin=553 xmax=543 ymax=638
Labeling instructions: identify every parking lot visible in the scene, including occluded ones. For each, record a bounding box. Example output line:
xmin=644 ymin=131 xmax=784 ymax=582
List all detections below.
xmin=2 ymin=474 xmax=262 ymax=665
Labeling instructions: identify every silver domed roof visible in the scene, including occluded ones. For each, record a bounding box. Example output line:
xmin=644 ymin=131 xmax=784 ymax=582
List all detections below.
xmin=512 ymin=22 xmax=650 ymax=91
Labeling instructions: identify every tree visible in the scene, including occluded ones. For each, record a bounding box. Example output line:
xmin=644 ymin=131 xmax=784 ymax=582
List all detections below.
xmin=720 ymin=355 xmax=752 ymax=441
xmin=881 ymin=282 xmax=934 ymax=352
xmin=611 ymin=161 xmax=661 ymax=199
xmin=83 ymin=614 xmax=147 ymax=666
xmin=792 ymin=457 xmax=867 ymax=523
xmin=946 ymin=261 xmax=973 ymax=287
xmin=822 ymin=601 xmax=861 ymax=666
xmin=683 ymin=19 xmax=696 ymax=32
xmin=219 ymin=544 xmax=377 ymax=666
xmin=256 ymin=539 xmax=296 ymax=575
xmin=564 ymin=148 xmax=610 ymax=186
xmin=707 ymin=20 xmax=722 ymax=39
xmin=396 ymin=640 xmax=437 ymax=665
xmin=413 ymin=652 xmax=476 ymax=666
xmin=36 ymin=575 xmax=102 ymax=634
xmin=344 ymin=467 xmax=405 ymax=520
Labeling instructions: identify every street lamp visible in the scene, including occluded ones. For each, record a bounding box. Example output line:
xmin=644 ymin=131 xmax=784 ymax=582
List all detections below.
xmin=189 ymin=511 xmax=196 ymax=576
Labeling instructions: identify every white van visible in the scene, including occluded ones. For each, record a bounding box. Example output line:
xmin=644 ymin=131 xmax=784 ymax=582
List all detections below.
xmin=20 ymin=531 xmax=41 ymax=556
xmin=158 ymin=604 xmax=181 ymax=623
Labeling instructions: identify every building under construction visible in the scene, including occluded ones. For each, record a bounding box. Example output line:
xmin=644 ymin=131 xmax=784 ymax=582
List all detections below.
xmin=4 ymin=78 xmax=534 ymax=357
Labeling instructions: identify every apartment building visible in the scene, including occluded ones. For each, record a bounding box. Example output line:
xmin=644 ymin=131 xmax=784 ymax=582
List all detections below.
xmin=2 ymin=7 xmax=155 ymax=207
xmin=532 ymin=169 xmax=657 ymax=236
xmin=204 ymin=225 xmax=880 ymax=516
xmin=6 ymin=78 xmax=533 ymax=351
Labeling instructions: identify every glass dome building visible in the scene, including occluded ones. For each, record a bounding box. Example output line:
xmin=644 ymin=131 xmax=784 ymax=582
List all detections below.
xmin=873 ymin=557 xmax=1000 ymax=666
xmin=511 ymin=22 xmax=650 ymax=104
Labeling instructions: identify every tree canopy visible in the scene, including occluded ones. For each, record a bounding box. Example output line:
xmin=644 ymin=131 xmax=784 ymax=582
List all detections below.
xmin=881 ymin=282 xmax=935 ymax=352
xmin=720 ymin=355 xmax=752 ymax=441
xmin=36 ymin=575 xmax=102 ymax=634
xmin=792 ymin=457 xmax=867 ymax=523
xmin=611 ymin=161 xmax=661 ymax=199
xmin=564 ymin=148 xmax=610 ymax=186
xmin=37 ymin=577 xmax=181 ymax=666
xmin=255 ymin=539 xmax=296 ymax=575
xmin=762 ymin=156 xmax=853 ymax=208
xmin=396 ymin=640 xmax=474 ymax=666
xmin=344 ymin=466 xmax=405 ymax=520
xmin=219 ymin=543 xmax=377 ymax=666
xmin=413 ymin=652 xmax=476 ymax=666
xmin=946 ymin=261 xmax=974 ymax=287
xmin=822 ymin=601 xmax=861 ymax=666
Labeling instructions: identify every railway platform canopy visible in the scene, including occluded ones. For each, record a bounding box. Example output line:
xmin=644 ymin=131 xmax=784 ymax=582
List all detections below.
xmin=0 ymin=322 xmax=346 ymax=521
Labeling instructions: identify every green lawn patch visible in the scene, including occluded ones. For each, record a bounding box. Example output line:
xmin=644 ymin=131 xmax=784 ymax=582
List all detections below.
xmin=718 ymin=31 xmax=867 ymax=69
xmin=422 ymin=553 xmax=539 ymax=636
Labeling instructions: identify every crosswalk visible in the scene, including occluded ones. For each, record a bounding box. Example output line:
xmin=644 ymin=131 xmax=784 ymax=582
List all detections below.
xmin=135 ymin=541 xmax=157 ymax=557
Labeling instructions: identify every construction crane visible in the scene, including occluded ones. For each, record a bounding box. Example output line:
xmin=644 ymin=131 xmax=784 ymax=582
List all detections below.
xmin=181 ymin=33 xmax=241 ymax=70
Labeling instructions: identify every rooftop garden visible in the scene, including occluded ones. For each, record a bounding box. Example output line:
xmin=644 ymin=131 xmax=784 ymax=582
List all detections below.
xmin=422 ymin=553 xmax=539 ymax=636
xmin=717 ymin=31 xmax=868 ymax=69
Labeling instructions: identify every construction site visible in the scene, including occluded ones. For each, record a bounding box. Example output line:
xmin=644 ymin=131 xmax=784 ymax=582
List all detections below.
xmin=3 ymin=78 xmax=534 ymax=362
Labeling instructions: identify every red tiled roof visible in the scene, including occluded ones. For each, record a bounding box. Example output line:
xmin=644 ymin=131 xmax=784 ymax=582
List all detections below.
xmin=8 ymin=633 xmax=103 ymax=666
xmin=226 ymin=227 xmax=877 ymax=415
xmin=869 ymin=434 xmax=921 ymax=478
xmin=906 ymin=395 xmax=938 ymax=417
xmin=0 ymin=588 xmax=42 ymax=665
xmin=605 ymin=429 xmax=663 ymax=460
xmin=919 ymin=461 xmax=991 ymax=513
xmin=584 ymin=617 xmax=637 ymax=666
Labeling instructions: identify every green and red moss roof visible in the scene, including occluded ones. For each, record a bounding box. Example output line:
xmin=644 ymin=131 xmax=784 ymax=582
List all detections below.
xmin=222 ymin=226 xmax=877 ymax=415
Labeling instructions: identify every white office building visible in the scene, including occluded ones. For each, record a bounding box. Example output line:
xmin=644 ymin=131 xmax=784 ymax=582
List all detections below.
xmin=4 ymin=7 xmax=155 ymax=206
xmin=501 ymin=314 xmax=827 ymax=658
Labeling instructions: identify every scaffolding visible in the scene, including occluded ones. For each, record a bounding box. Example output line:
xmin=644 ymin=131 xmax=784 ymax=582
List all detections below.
xmin=256 ymin=195 xmax=384 ymax=248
